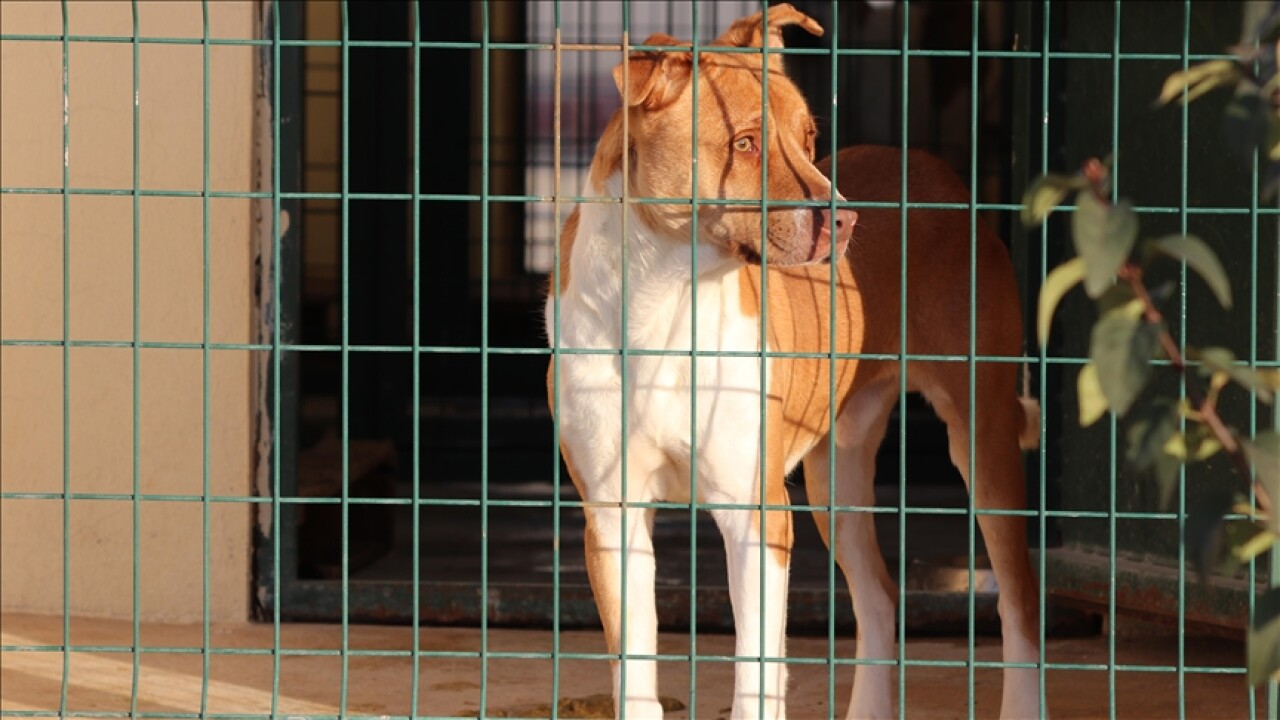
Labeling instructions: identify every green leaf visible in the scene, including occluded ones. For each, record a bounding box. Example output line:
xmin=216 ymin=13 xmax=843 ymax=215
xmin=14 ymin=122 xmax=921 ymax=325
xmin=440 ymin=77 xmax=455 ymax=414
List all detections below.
xmin=1154 ymin=453 xmax=1182 ymax=512
xmin=1125 ymin=401 xmax=1179 ymax=507
xmin=1193 ymin=347 xmax=1277 ymax=403
xmin=1195 ymin=346 xmax=1236 ymax=371
xmin=1163 ymin=426 xmax=1223 ymax=463
xmin=1037 ymin=258 xmax=1086 ymax=348
xmin=1269 ymin=111 xmax=1280 ymax=162
xmin=1184 ymin=488 xmax=1238 ymax=581
xmin=1156 ymin=60 xmax=1243 ymax=107
xmin=1264 ymin=370 xmax=1280 ymax=397
xmin=1226 ymin=519 xmax=1275 ymax=566
xmin=1222 ymin=87 xmax=1269 ymax=165
xmin=1246 ymin=431 xmax=1280 ymax=532
xmin=1152 ymin=235 xmax=1233 ymax=310
xmin=1076 ymin=363 xmax=1109 ymax=427
xmin=1073 ymin=192 xmax=1138 ymax=298
xmin=1022 ymin=174 xmax=1088 ymax=226
xmin=1249 ymin=588 xmax=1280 ymax=686
xmin=1217 ymin=519 xmax=1272 ymax=577
xmin=1123 ymin=402 xmax=1175 ymax=468
xmin=1090 ymin=300 xmax=1160 ymax=417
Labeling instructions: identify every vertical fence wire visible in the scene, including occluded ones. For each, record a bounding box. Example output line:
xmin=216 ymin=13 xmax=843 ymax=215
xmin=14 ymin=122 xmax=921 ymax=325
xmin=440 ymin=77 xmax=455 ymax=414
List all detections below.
xmin=1244 ymin=8 xmax=1270 ymax=716
xmin=966 ymin=3 xmax=980 ymax=717
xmin=758 ymin=7 xmax=772 ymax=718
xmin=1177 ymin=3 xmax=1192 ymax=717
xmin=897 ymin=3 xmax=912 ymax=718
xmin=825 ymin=1 xmax=841 ymax=716
xmin=128 ymin=2 xmax=143 ymax=716
xmin=480 ymin=3 xmax=493 ymax=715
xmin=550 ymin=2 xmax=564 ymax=717
xmin=1036 ymin=1 xmax=1052 ymax=713
xmin=269 ymin=2 xmax=284 ymax=714
xmin=1272 ymin=128 xmax=1280 ymax=720
xmin=410 ymin=2 xmax=423 ymax=716
xmin=338 ymin=3 xmax=352 ymax=713
xmin=58 ymin=1 xmax=71 ymax=715
xmin=1108 ymin=3 xmax=1122 ymax=717
xmin=200 ymin=1 xmax=214 ymax=713
xmin=687 ymin=2 xmax=702 ymax=714
xmin=618 ymin=2 xmax=631 ymax=715
xmin=1241 ymin=12 xmax=1268 ymax=720
xmin=1248 ymin=68 xmax=1262 ymax=720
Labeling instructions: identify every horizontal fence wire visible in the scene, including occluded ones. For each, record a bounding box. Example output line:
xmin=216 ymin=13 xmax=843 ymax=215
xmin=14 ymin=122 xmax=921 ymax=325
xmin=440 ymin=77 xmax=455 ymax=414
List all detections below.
xmin=4 ymin=340 xmax=1279 ymax=370
xmin=0 ymin=30 xmax=1250 ymax=63
xmin=1 ymin=1 xmax=1273 ymax=718
xmin=9 ymin=184 xmax=1280 ymax=215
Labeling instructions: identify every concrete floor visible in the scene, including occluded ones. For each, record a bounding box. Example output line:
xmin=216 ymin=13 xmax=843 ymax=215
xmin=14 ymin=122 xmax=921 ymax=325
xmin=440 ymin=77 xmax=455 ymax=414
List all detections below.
xmin=0 ymin=612 xmax=1261 ymax=719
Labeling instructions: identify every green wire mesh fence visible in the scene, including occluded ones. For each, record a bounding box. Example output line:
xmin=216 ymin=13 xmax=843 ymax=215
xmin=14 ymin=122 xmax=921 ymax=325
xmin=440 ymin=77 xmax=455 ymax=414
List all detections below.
xmin=1 ymin=0 xmax=1278 ymax=718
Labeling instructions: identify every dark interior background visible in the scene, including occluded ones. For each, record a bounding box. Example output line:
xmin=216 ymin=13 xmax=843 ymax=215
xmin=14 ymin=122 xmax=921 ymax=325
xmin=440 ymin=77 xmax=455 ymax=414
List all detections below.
xmin=260 ymin=0 xmax=1276 ymax=632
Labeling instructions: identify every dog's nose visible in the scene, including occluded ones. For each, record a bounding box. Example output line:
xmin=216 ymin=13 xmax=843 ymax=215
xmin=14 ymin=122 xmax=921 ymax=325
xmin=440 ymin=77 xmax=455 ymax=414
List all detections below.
xmin=834 ymin=208 xmax=857 ymax=238
xmin=819 ymin=208 xmax=857 ymax=242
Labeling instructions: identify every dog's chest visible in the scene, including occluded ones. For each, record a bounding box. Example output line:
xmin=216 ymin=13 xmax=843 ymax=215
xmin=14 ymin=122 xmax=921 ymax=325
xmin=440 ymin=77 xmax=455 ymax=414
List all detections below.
xmin=628 ymin=274 xmax=765 ymax=436
xmin=551 ymin=262 xmax=767 ymax=463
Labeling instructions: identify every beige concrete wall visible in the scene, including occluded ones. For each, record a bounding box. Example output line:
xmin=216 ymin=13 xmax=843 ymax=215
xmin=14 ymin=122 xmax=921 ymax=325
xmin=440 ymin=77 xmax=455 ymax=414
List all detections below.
xmin=1 ymin=1 xmax=258 ymax=623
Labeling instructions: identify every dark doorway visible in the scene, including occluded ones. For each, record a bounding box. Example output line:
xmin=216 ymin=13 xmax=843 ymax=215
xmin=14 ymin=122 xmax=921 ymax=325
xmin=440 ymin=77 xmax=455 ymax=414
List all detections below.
xmin=262 ymin=0 xmax=1062 ymax=633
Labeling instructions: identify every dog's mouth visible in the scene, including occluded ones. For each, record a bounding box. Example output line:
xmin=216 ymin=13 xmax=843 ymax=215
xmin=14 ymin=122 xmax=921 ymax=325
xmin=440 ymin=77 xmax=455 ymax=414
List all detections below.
xmin=729 ymin=240 xmax=838 ymax=267
xmin=726 ymin=212 xmax=848 ymax=266
xmin=729 ymin=242 xmax=762 ymax=265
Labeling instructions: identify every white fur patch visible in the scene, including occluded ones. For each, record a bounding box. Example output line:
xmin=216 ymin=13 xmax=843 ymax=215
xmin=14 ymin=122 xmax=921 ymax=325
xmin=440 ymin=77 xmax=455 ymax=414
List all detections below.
xmin=550 ymin=173 xmax=794 ymax=718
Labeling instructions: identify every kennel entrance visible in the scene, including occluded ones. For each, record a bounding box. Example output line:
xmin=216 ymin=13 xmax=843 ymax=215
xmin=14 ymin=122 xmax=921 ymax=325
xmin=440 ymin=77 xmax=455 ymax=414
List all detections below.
xmin=255 ymin=0 xmax=1272 ymax=636
xmin=255 ymin=0 xmax=1044 ymax=630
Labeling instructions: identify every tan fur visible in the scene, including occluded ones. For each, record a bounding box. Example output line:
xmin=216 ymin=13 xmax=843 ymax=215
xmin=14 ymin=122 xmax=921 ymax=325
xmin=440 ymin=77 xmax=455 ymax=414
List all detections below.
xmin=547 ymin=369 xmax=621 ymax=657
xmin=744 ymin=144 xmax=1033 ymax=460
xmin=586 ymin=110 xmax=626 ymax=190
xmin=554 ymin=207 xmax=580 ymax=295
xmin=787 ymin=145 xmax=1041 ymax=660
xmin=584 ymin=19 xmax=844 ymax=267
xmin=750 ymin=487 xmax=794 ymax=570
xmin=713 ymin=4 xmax=823 ymax=67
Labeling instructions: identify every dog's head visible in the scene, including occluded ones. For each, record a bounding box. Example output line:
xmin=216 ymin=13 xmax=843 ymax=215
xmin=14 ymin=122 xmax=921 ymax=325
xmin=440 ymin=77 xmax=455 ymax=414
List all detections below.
xmin=595 ymin=3 xmax=855 ymax=266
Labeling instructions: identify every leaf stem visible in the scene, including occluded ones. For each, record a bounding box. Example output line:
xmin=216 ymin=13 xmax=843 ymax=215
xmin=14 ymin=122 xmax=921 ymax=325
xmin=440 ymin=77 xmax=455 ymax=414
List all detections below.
xmin=1115 ymin=261 xmax=1260 ymax=507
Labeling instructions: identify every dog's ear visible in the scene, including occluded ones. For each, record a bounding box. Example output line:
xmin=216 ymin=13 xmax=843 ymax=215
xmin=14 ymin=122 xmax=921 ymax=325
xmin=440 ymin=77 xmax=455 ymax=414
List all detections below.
xmin=712 ymin=2 xmax=823 ymax=71
xmin=612 ymin=33 xmax=691 ymax=110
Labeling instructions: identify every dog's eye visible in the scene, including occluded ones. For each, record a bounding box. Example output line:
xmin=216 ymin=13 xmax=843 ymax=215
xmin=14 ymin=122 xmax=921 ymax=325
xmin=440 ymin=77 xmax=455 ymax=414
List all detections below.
xmin=733 ymin=135 xmax=757 ymax=154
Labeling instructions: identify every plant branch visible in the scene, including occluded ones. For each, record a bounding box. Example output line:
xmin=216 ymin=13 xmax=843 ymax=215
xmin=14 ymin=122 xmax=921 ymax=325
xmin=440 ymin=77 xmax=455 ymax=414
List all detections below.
xmin=1115 ymin=261 xmax=1262 ymax=509
xmin=1078 ymin=157 xmax=1262 ymax=507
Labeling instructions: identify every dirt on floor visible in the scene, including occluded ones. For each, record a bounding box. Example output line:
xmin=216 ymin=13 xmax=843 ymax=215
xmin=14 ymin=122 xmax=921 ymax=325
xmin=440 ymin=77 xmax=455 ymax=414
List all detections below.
xmin=0 ymin=612 xmax=1262 ymax=718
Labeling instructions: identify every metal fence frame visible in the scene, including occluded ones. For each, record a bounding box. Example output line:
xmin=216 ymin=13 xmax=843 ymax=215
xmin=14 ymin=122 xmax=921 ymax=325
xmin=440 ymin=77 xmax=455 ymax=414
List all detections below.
xmin=2 ymin=1 xmax=1278 ymax=718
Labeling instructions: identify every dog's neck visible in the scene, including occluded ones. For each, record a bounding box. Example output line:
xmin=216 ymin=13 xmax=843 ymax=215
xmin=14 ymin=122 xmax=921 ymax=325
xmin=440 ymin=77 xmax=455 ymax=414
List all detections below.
xmin=560 ymin=171 xmax=746 ymax=350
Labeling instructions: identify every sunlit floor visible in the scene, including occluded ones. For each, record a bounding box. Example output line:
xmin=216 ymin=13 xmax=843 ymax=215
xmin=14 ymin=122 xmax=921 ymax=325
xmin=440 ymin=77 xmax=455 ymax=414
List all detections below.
xmin=1 ymin=612 xmax=1261 ymax=719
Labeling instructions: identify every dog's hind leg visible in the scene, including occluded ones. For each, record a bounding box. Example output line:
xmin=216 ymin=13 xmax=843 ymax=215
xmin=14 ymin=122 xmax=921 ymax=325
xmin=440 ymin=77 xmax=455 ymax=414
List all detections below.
xmin=803 ymin=380 xmax=898 ymax=720
xmin=920 ymin=363 xmax=1046 ymax=720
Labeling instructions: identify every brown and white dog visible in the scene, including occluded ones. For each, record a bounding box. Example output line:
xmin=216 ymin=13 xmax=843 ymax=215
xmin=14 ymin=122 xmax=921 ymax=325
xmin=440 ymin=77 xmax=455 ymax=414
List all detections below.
xmin=545 ymin=5 xmax=1045 ymax=719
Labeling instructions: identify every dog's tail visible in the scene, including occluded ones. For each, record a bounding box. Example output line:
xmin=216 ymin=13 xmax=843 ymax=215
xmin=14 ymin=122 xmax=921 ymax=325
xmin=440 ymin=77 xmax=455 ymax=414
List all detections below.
xmin=1018 ymin=362 xmax=1041 ymax=450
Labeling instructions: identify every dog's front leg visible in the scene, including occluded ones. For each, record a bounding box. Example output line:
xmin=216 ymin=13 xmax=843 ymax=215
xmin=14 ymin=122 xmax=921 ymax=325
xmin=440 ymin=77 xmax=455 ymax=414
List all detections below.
xmin=584 ymin=502 xmax=661 ymax=719
xmin=575 ymin=441 xmax=668 ymax=719
xmin=712 ymin=488 xmax=793 ymax=720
